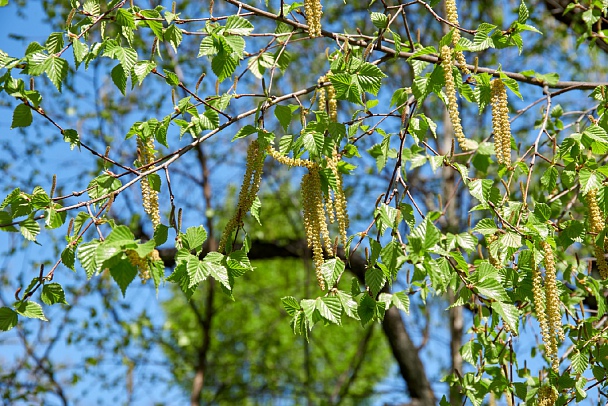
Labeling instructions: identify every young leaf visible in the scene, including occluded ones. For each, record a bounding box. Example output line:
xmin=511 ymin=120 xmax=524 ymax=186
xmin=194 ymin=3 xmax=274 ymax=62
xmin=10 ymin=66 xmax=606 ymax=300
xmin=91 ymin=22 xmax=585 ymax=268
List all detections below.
xmin=15 ymin=301 xmax=47 ymax=321
xmin=0 ymin=307 xmax=18 ymax=331
xmin=41 ymin=283 xmax=68 ymax=305
xmin=11 ymin=104 xmax=33 ymax=129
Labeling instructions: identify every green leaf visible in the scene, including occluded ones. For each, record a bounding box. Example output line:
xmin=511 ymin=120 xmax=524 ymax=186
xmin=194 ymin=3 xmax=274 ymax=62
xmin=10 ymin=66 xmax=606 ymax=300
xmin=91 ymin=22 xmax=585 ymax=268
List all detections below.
xmin=132 ymin=61 xmax=156 ymax=86
xmin=45 ymin=32 xmax=64 ymax=54
xmin=358 ymin=294 xmax=376 ymax=326
xmin=224 ymin=15 xmax=254 ymax=35
xmin=41 ymin=283 xmax=68 ymax=305
xmin=110 ymin=260 xmax=138 ymax=297
xmin=232 ymin=125 xmax=258 ymax=141
xmin=316 ymin=297 xmax=342 ymax=324
xmin=105 ymin=225 xmax=135 ymax=245
xmin=87 ymin=174 xmax=121 ymax=200
xmin=45 ymin=207 xmax=67 ymax=229
xmin=183 ymin=225 xmax=207 ymax=253
xmin=11 ymin=104 xmax=33 ymax=129
xmin=468 ymin=179 xmax=493 ymax=205
xmin=20 ymin=217 xmax=40 ymax=241
xmin=165 ymin=24 xmax=183 ymax=52
xmin=61 ymin=244 xmax=76 ymax=271
xmin=491 ymin=301 xmax=518 ymax=331
xmin=115 ymin=8 xmax=135 ymax=28
xmin=302 ymin=131 xmax=324 ymax=157
xmin=540 ymin=166 xmax=558 ymax=191
xmin=518 ymin=0 xmax=529 ymax=23
xmin=370 ymin=12 xmax=388 ymax=29
xmin=472 ymin=263 xmax=509 ymax=302
xmin=392 ymin=291 xmax=410 ymax=313
xmin=571 ymin=350 xmax=589 ymax=375
xmin=140 ymin=9 xmax=164 ymax=38
xmin=365 ymin=267 xmax=385 ymax=297
xmin=103 ymin=42 xmax=138 ymax=71
xmin=336 ymin=290 xmax=359 ymax=319
xmin=15 ymin=301 xmax=47 ymax=321
xmin=321 ymin=258 xmax=345 ymax=288
xmin=580 ymin=169 xmax=602 ymax=195
xmin=164 ymin=68 xmax=180 ymax=86
xmin=206 ymin=261 xmax=231 ymax=290
xmin=78 ymin=239 xmax=101 ymax=278
xmin=274 ymin=104 xmax=293 ymax=131
xmin=0 ymin=307 xmax=18 ymax=331
xmin=380 ymin=240 xmax=405 ymax=278
xmin=329 ymin=73 xmax=362 ymax=104
xmin=111 ymin=64 xmax=127 ymax=95
xmin=282 ymin=296 xmax=300 ymax=316
xmin=211 ymin=52 xmax=237 ymax=82
xmin=45 ymin=56 xmax=68 ymax=92
xmin=187 ymin=256 xmax=208 ymax=288
xmin=356 ymin=61 xmax=387 ymax=96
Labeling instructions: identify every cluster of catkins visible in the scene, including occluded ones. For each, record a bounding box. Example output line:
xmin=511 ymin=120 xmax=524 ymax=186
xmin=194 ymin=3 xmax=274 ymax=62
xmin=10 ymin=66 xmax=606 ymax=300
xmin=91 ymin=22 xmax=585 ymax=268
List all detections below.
xmin=126 ymin=248 xmax=161 ymax=283
xmin=532 ymin=241 xmax=564 ymax=373
xmin=304 ymin=0 xmax=322 ymax=38
xmin=137 ymin=136 xmax=161 ymax=229
xmin=267 ymin=145 xmax=349 ymax=290
xmin=219 ymin=140 xmax=265 ymax=253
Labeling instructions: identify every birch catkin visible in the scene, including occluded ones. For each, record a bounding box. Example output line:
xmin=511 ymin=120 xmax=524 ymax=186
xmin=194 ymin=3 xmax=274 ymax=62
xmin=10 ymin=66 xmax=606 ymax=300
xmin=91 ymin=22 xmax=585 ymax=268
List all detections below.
xmin=444 ymin=0 xmax=469 ymax=74
xmin=586 ymin=189 xmax=608 ymax=279
xmin=490 ymin=79 xmax=512 ymax=167
xmin=219 ymin=140 xmax=265 ymax=252
xmin=137 ymin=136 xmax=161 ymax=229
xmin=304 ymin=0 xmax=322 ymax=38
xmin=441 ymin=45 xmax=469 ymax=151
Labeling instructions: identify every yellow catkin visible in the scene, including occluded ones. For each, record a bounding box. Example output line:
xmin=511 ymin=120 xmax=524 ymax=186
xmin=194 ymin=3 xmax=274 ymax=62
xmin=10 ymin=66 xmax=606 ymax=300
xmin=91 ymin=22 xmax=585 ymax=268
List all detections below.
xmin=537 ymin=385 xmax=558 ymax=406
xmin=441 ymin=45 xmax=469 ymax=151
xmin=444 ymin=0 xmax=469 ymax=74
xmin=301 ymin=167 xmax=330 ymax=289
xmin=327 ymin=83 xmax=337 ymax=122
xmin=586 ymin=189 xmax=608 ymax=279
xmin=532 ymin=258 xmax=550 ymax=362
xmin=541 ymin=241 xmax=563 ymax=372
xmin=219 ymin=140 xmax=265 ymax=253
xmin=267 ymin=145 xmax=316 ymax=169
xmin=318 ymin=76 xmax=327 ymax=111
xmin=304 ymin=0 xmax=322 ymax=38
xmin=490 ymin=79 xmax=512 ymax=167
xmin=137 ymin=137 xmax=161 ymax=229
xmin=126 ymin=248 xmax=160 ymax=283
xmin=326 ymin=150 xmax=349 ymax=245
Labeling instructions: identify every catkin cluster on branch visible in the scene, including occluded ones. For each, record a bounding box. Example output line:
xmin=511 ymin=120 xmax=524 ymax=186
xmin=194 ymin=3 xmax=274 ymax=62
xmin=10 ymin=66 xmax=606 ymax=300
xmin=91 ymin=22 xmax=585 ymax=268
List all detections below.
xmin=586 ymin=189 xmax=608 ymax=279
xmin=326 ymin=151 xmax=349 ymax=245
xmin=318 ymin=75 xmax=337 ymax=122
xmin=533 ymin=242 xmax=564 ymax=373
xmin=444 ymin=0 xmax=469 ymax=74
xmin=269 ymin=144 xmax=349 ymax=290
xmin=304 ymin=0 xmax=322 ymax=38
xmin=137 ymin=136 xmax=161 ymax=229
xmin=219 ymin=140 xmax=265 ymax=253
xmin=441 ymin=45 xmax=469 ymax=151
xmin=301 ymin=166 xmax=331 ymax=289
xmin=536 ymin=385 xmax=558 ymax=406
xmin=126 ymin=249 xmax=161 ymax=283
xmin=490 ymin=79 xmax=512 ymax=167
